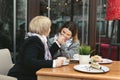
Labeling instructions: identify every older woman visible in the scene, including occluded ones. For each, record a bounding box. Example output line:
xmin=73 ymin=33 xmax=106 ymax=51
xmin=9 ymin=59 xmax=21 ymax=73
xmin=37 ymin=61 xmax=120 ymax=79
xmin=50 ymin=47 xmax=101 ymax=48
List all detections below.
xmin=8 ymin=16 xmax=65 ymax=80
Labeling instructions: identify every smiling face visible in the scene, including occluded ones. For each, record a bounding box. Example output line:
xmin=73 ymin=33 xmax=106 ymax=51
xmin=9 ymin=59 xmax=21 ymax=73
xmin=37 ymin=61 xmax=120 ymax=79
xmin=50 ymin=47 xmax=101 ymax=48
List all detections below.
xmin=60 ymin=28 xmax=72 ymax=40
xmin=58 ymin=21 xmax=78 ymax=41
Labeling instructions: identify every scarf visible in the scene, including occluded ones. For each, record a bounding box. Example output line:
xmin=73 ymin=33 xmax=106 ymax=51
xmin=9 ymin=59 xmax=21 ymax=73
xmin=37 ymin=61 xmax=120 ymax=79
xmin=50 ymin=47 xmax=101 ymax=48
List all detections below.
xmin=25 ymin=32 xmax=52 ymax=60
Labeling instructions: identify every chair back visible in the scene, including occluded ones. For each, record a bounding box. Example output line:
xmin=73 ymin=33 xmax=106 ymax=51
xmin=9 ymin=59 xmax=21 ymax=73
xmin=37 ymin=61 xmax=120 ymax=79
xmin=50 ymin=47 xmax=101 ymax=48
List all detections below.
xmin=0 ymin=49 xmax=13 ymax=75
xmin=0 ymin=74 xmax=17 ymax=80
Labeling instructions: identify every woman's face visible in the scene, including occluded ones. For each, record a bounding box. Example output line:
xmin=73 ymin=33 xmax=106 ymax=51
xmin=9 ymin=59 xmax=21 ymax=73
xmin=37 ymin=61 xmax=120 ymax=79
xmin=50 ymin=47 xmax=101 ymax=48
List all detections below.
xmin=60 ymin=28 xmax=72 ymax=40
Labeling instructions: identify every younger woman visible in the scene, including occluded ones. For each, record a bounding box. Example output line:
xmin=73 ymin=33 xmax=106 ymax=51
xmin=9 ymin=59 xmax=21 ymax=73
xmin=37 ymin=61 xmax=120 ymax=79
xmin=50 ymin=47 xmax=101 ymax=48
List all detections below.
xmin=48 ymin=21 xmax=80 ymax=59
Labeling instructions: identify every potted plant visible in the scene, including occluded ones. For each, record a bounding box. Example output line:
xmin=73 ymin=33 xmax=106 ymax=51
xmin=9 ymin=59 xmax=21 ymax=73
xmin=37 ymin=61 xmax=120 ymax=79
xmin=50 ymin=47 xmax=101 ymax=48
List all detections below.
xmin=78 ymin=45 xmax=94 ymax=64
xmin=79 ymin=45 xmax=94 ymax=55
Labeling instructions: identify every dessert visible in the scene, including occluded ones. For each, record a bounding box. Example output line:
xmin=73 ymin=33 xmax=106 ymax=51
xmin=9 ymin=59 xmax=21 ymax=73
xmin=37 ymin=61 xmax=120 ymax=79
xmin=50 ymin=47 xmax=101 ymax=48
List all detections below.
xmin=90 ymin=62 xmax=101 ymax=69
xmin=90 ymin=55 xmax=103 ymax=69
xmin=91 ymin=55 xmax=103 ymax=62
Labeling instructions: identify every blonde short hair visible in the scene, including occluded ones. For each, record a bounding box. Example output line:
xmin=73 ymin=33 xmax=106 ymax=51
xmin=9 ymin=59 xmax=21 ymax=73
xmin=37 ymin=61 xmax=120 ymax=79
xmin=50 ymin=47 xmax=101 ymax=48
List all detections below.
xmin=29 ymin=16 xmax=51 ymax=35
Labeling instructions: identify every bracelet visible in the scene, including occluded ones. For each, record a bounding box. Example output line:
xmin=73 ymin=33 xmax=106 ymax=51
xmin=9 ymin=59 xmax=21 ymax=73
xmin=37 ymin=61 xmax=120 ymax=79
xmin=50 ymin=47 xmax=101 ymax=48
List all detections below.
xmin=56 ymin=40 xmax=61 ymax=45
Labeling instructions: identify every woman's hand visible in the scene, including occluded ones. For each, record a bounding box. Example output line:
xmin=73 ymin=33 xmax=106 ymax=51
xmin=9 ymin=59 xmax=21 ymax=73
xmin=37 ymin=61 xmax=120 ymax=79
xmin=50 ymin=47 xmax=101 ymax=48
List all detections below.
xmin=55 ymin=58 xmax=64 ymax=67
xmin=57 ymin=35 xmax=66 ymax=45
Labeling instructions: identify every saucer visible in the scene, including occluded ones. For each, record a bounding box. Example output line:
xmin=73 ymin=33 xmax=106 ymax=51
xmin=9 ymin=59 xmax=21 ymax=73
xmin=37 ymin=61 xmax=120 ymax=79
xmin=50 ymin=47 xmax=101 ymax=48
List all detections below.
xmin=63 ymin=62 xmax=69 ymax=65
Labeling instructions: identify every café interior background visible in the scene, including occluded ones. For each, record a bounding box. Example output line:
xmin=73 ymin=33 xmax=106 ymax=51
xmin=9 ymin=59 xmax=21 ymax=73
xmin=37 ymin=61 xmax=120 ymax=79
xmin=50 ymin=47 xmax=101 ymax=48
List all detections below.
xmin=1 ymin=0 xmax=119 ymax=62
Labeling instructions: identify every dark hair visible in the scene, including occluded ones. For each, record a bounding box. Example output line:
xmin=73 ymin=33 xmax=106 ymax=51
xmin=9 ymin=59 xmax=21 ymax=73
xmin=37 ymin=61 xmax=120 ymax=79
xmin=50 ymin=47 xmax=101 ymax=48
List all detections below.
xmin=59 ymin=21 xmax=78 ymax=41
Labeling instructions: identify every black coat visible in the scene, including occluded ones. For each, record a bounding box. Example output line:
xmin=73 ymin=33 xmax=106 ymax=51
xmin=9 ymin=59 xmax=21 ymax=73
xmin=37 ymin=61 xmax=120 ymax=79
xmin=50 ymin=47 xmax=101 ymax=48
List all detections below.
xmin=8 ymin=36 xmax=60 ymax=80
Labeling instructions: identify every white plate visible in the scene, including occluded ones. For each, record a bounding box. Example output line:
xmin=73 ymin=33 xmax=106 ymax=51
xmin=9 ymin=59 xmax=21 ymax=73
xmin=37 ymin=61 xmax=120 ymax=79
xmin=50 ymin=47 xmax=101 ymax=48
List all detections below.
xmin=74 ymin=64 xmax=109 ymax=73
xmin=98 ymin=58 xmax=112 ymax=64
xmin=71 ymin=58 xmax=79 ymax=61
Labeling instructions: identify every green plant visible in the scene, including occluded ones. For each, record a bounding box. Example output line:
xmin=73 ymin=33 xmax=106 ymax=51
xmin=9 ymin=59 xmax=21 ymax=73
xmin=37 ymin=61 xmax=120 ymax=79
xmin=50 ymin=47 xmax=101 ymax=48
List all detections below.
xmin=79 ymin=45 xmax=94 ymax=55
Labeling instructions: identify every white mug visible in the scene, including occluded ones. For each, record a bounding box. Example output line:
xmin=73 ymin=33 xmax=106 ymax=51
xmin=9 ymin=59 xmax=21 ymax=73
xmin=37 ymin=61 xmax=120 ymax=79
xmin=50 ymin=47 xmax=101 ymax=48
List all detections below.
xmin=57 ymin=57 xmax=68 ymax=65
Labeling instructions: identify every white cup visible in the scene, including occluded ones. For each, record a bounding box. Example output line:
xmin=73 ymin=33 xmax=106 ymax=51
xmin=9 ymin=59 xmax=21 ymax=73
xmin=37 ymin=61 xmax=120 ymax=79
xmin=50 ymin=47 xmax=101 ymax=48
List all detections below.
xmin=57 ymin=57 xmax=68 ymax=65
xmin=73 ymin=54 xmax=79 ymax=60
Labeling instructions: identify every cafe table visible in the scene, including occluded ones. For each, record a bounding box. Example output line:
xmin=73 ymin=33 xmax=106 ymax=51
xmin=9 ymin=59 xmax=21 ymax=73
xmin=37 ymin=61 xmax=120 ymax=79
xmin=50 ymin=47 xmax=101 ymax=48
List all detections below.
xmin=36 ymin=61 xmax=120 ymax=80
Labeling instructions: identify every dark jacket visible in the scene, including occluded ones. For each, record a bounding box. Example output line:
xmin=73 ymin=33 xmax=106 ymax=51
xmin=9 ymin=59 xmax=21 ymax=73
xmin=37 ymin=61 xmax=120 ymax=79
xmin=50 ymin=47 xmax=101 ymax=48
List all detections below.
xmin=8 ymin=36 xmax=60 ymax=80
